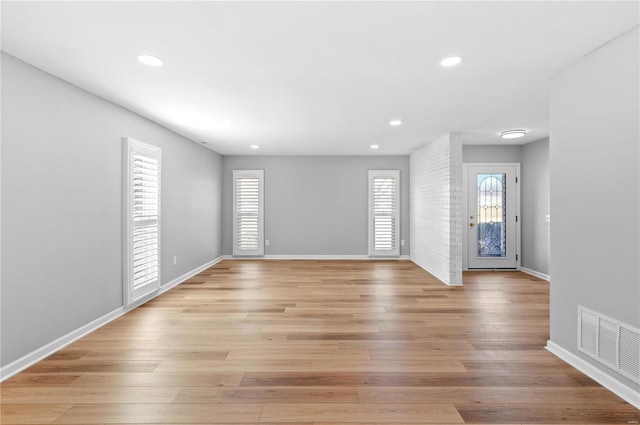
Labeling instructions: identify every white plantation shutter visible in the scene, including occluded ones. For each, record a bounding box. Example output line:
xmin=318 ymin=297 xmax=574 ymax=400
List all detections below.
xmin=124 ymin=138 xmax=161 ymax=305
xmin=233 ymin=170 xmax=264 ymax=256
xmin=369 ymin=170 xmax=400 ymax=256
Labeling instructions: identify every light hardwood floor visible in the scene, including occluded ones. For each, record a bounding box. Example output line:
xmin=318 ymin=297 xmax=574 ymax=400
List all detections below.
xmin=2 ymin=260 xmax=638 ymax=424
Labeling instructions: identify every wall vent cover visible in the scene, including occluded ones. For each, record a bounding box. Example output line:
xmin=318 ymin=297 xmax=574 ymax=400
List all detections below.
xmin=578 ymin=306 xmax=640 ymax=384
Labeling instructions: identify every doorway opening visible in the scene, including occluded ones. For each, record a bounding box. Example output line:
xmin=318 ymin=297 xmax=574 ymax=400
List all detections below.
xmin=463 ymin=163 xmax=520 ymax=270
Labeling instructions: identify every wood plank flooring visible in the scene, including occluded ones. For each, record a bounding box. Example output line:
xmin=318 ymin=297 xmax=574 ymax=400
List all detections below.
xmin=2 ymin=260 xmax=638 ymax=424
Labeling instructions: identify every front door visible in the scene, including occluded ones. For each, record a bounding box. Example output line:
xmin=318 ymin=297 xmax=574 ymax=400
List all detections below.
xmin=466 ymin=164 xmax=519 ymax=269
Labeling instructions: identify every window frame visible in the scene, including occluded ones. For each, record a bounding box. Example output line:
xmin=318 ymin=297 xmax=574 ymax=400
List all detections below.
xmin=232 ymin=169 xmax=265 ymax=257
xmin=368 ymin=169 xmax=400 ymax=257
xmin=123 ymin=137 xmax=162 ymax=306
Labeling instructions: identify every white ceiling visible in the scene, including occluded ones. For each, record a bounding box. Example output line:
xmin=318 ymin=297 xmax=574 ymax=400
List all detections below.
xmin=2 ymin=1 xmax=638 ymax=155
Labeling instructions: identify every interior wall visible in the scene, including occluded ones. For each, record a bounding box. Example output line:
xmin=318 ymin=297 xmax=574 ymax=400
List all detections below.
xmin=410 ymin=133 xmax=463 ymax=285
xmin=1 ymin=54 xmax=223 ymax=367
xmin=463 ymin=145 xmax=522 ymax=163
xmin=462 ymin=143 xmax=550 ymax=276
xmin=222 ymin=155 xmax=410 ymax=256
xmin=521 ymin=138 xmax=550 ymax=275
xmin=549 ymin=27 xmax=639 ymax=391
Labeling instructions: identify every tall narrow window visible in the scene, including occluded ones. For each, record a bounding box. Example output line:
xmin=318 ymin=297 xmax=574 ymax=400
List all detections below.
xmin=124 ymin=137 xmax=161 ymax=305
xmin=233 ymin=170 xmax=264 ymax=256
xmin=369 ymin=170 xmax=400 ymax=256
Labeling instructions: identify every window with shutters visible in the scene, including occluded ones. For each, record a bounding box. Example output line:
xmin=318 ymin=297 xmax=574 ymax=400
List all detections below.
xmin=124 ymin=137 xmax=161 ymax=305
xmin=233 ymin=170 xmax=264 ymax=256
xmin=369 ymin=170 xmax=400 ymax=256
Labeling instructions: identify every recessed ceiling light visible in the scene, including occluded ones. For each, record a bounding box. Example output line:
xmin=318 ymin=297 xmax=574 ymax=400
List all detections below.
xmin=440 ymin=56 xmax=462 ymax=67
xmin=389 ymin=120 xmax=402 ymax=126
xmin=250 ymin=145 xmax=260 ymax=149
xmin=370 ymin=144 xmax=379 ymax=150
xmin=500 ymin=129 xmax=528 ymax=139
xmin=137 ymin=54 xmax=164 ymax=67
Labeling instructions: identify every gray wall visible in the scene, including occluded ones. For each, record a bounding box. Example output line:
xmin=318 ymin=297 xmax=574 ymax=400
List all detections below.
xmin=549 ymin=27 xmax=639 ymax=390
xmin=1 ymin=54 xmax=223 ymax=366
xmin=521 ymin=138 xmax=549 ymax=275
xmin=463 ymin=145 xmax=522 ymax=163
xmin=222 ymin=156 xmax=410 ymax=256
xmin=463 ymin=143 xmax=550 ymax=276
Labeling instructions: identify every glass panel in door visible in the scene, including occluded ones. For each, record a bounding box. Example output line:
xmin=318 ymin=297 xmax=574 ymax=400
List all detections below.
xmin=477 ymin=173 xmax=507 ymax=257
xmin=467 ymin=165 xmax=518 ymax=269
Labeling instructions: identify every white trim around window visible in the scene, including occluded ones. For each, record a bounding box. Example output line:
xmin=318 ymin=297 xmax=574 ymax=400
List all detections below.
xmin=369 ymin=169 xmax=400 ymax=257
xmin=233 ymin=170 xmax=265 ymax=257
xmin=123 ymin=137 xmax=162 ymax=306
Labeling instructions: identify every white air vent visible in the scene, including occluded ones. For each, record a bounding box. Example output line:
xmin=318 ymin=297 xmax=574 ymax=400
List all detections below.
xmin=579 ymin=309 xmax=597 ymax=356
xmin=619 ymin=327 xmax=640 ymax=382
xmin=597 ymin=317 xmax=617 ymax=367
xmin=578 ymin=306 xmax=640 ymax=384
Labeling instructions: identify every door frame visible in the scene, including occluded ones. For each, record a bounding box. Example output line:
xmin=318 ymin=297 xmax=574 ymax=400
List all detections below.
xmin=462 ymin=163 xmax=521 ymax=270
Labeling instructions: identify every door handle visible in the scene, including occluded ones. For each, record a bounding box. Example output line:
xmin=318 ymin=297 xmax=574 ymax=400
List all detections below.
xmin=469 ymin=223 xmax=475 ymax=227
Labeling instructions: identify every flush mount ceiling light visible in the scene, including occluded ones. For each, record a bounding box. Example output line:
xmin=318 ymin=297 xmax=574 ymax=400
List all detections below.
xmin=500 ymin=129 xmax=528 ymax=139
xmin=250 ymin=145 xmax=260 ymax=149
xmin=389 ymin=120 xmax=402 ymax=126
xmin=137 ymin=54 xmax=164 ymax=67
xmin=440 ymin=56 xmax=462 ymax=67
xmin=370 ymin=144 xmax=379 ymax=150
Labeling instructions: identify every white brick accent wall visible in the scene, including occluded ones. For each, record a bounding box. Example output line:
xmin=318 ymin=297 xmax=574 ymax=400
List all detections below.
xmin=410 ymin=133 xmax=463 ymax=286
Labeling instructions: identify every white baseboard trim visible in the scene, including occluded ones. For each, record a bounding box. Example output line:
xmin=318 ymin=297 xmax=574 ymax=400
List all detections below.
xmin=0 ymin=256 xmax=223 ymax=382
xmin=521 ymin=267 xmax=550 ymax=281
xmin=223 ymin=254 xmax=411 ymax=260
xmin=159 ymin=256 xmax=223 ymax=294
xmin=0 ymin=307 xmax=124 ymax=381
xmin=546 ymin=340 xmax=640 ymax=409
